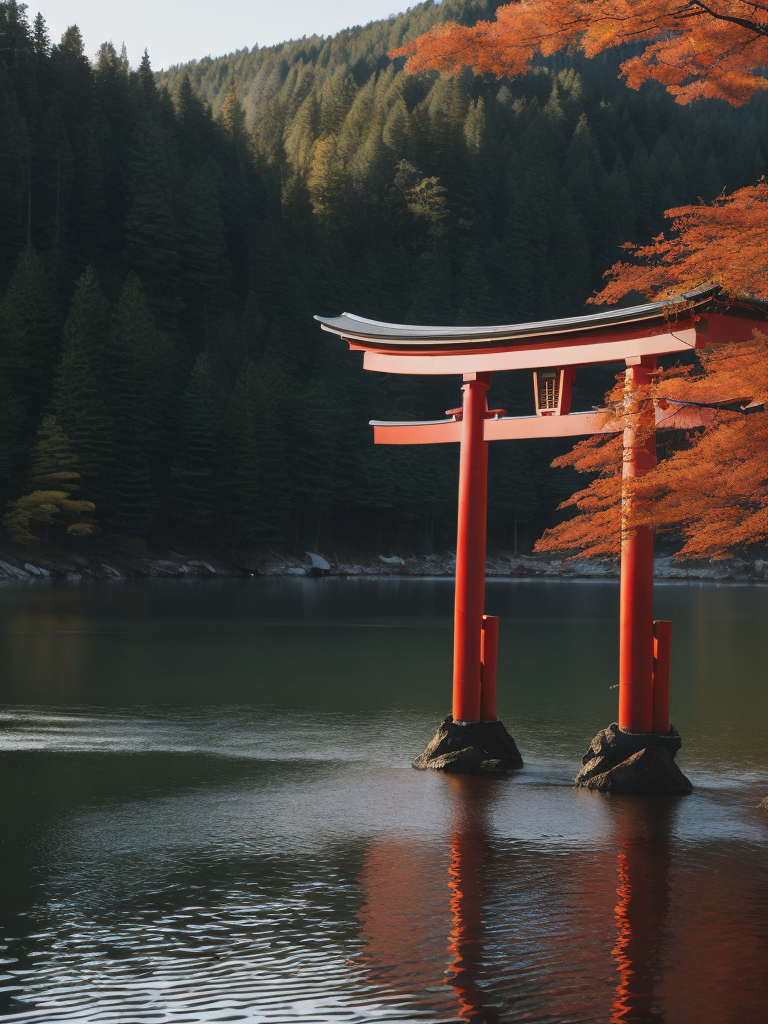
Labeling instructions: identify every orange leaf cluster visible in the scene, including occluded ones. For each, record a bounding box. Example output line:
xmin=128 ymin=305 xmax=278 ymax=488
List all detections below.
xmin=391 ymin=1 xmax=768 ymax=105
xmin=630 ymin=334 xmax=768 ymax=558
xmin=534 ymin=433 xmax=624 ymax=558
xmin=631 ymin=413 xmax=768 ymax=558
xmin=536 ymin=337 xmax=768 ymax=560
xmin=595 ymin=183 xmax=768 ymax=304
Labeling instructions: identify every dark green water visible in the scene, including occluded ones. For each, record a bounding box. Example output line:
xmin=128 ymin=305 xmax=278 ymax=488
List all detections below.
xmin=0 ymin=577 xmax=766 ymax=1023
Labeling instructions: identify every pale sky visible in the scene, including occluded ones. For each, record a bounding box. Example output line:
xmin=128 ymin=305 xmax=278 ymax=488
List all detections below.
xmin=30 ymin=1 xmax=431 ymax=72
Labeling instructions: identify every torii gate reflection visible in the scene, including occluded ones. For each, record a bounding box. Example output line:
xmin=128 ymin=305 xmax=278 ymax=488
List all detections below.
xmin=316 ymin=289 xmax=768 ymax=771
xmin=356 ymin=779 xmax=678 ymax=1023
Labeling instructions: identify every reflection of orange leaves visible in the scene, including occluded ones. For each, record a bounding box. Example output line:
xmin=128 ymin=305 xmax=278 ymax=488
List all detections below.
xmin=391 ymin=2 xmax=768 ymax=106
xmin=595 ymin=185 xmax=768 ymax=304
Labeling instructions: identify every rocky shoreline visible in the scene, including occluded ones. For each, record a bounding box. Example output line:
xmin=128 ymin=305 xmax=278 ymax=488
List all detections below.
xmin=0 ymin=546 xmax=766 ymax=584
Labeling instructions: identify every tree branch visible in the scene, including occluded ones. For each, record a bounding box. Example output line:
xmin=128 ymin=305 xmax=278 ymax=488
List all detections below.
xmin=674 ymin=1 xmax=768 ymax=36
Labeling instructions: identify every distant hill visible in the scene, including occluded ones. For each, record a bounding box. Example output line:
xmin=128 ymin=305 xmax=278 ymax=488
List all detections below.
xmin=158 ymin=1 xmax=504 ymax=119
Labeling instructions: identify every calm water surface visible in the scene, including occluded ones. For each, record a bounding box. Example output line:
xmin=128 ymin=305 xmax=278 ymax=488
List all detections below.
xmin=0 ymin=577 xmax=766 ymax=1023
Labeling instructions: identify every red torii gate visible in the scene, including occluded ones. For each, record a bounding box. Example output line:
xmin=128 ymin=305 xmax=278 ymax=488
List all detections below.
xmin=316 ymin=288 xmax=768 ymax=787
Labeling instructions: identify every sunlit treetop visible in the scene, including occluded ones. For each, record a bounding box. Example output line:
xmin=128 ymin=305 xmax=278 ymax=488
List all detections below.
xmin=391 ymin=1 xmax=768 ymax=105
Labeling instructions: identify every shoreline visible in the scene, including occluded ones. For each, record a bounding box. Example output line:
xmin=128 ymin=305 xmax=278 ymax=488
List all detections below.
xmin=1 ymin=548 xmax=766 ymax=585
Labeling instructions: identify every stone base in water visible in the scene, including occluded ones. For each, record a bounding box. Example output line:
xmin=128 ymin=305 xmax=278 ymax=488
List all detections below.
xmin=575 ymin=722 xmax=692 ymax=795
xmin=413 ymin=715 xmax=523 ymax=774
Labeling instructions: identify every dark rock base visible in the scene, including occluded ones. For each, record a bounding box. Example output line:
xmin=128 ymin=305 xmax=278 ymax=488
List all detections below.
xmin=413 ymin=715 xmax=523 ymax=774
xmin=575 ymin=722 xmax=692 ymax=795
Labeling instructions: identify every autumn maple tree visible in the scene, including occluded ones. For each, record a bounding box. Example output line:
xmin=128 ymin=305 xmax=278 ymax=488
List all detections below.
xmin=392 ymin=1 xmax=768 ymax=104
xmin=392 ymin=1 xmax=768 ymax=561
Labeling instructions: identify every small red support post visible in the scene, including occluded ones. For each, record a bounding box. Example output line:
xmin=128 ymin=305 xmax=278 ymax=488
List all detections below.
xmin=452 ymin=372 xmax=491 ymax=724
xmin=618 ymin=358 xmax=657 ymax=734
xmin=652 ymin=620 xmax=672 ymax=734
xmin=480 ymin=615 xmax=499 ymax=722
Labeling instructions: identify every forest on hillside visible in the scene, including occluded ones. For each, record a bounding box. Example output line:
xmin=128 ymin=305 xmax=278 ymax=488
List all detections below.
xmin=1 ymin=0 xmax=767 ymax=561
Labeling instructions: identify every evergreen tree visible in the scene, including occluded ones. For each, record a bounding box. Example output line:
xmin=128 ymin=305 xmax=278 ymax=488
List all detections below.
xmin=0 ymin=244 xmax=60 ymax=423
xmin=123 ymin=123 xmax=180 ymax=325
xmin=219 ymin=82 xmax=250 ymax=160
xmin=52 ymin=269 xmax=113 ymax=511
xmin=219 ymin=358 xmax=265 ymax=551
xmin=168 ymin=351 xmax=223 ymax=530
xmin=177 ymin=165 xmax=231 ymax=329
xmin=3 ymin=414 xmax=96 ymax=545
xmin=107 ymin=273 xmax=172 ymax=463
xmin=60 ymin=265 xmax=110 ymax=366
xmin=0 ymin=371 xmax=24 ymax=506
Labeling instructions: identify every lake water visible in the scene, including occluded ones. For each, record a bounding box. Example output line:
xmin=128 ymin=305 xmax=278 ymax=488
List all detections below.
xmin=0 ymin=577 xmax=766 ymax=1024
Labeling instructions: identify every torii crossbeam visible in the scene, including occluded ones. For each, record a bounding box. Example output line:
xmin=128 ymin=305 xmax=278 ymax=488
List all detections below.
xmin=316 ymin=288 xmax=768 ymax=790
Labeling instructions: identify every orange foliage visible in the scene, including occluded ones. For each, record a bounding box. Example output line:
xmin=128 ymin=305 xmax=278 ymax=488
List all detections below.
xmin=391 ymin=1 xmax=768 ymax=105
xmin=536 ymin=337 xmax=768 ymax=560
xmin=595 ymin=183 xmax=768 ymax=304
xmin=584 ymin=182 xmax=768 ymax=560
xmin=631 ymin=335 xmax=768 ymax=558
xmin=534 ymin=433 xmax=624 ymax=558
xmin=535 ymin=373 xmax=649 ymax=560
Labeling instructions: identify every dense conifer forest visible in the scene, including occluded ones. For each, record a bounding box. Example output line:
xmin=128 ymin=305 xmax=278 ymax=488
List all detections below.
xmin=1 ymin=0 xmax=766 ymax=560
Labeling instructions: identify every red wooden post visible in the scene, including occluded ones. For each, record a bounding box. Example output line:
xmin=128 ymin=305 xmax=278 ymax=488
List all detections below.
xmin=453 ymin=372 xmax=491 ymax=723
xmin=480 ymin=614 xmax=499 ymax=722
xmin=618 ymin=358 xmax=657 ymax=733
xmin=652 ymin=620 xmax=672 ymax=734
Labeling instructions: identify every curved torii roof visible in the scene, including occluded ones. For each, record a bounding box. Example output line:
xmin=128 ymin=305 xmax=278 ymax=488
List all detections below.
xmin=315 ymin=287 xmax=768 ymax=375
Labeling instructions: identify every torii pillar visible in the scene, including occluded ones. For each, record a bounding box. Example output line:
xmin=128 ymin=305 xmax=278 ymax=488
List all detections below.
xmin=453 ymin=372 xmax=491 ymax=724
xmin=619 ymin=357 xmax=662 ymax=735
xmin=315 ymin=289 xmax=768 ymax=789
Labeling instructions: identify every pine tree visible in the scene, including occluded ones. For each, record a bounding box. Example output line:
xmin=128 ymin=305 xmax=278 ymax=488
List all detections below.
xmin=0 ymin=87 xmax=31 ymax=281
xmin=60 ymin=265 xmax=110 ymax=365
xmin=98 ymin=439 xmax=156 ymax=539
xmin=0 ymin=244 xmax=60 ymax=423
xmin=52 ymin=268 xmax=113 ymax=510
xmin=0 ymin=371 xmax=24 ymax=506
xmin=455 ymin=251 xmax=496 ymax=325
xmin=136 ymin=50 xmax=157 ymax=110
xmin=168 ymin=351 xmax=223 ymax=530
xmin=107 ymin=273 xmax=173 ymax=464
xmin=306 ymin=135 xmax=347 ymax=223
xmin=219 ymin=358 xmax=265 ymax=551
xmin=177 ymin=165 xmax=232 ymax=329
xmin=219 ymin=83 xmax=249 ymax=158
xmin=3 ymin=414 xmax=96 ymax=545
xmin=123 ymin=123 xmax=180 ymax=326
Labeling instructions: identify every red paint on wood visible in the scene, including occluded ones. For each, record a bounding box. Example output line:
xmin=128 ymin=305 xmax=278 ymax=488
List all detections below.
xmin=480 ymin=615 xmax=499 ymax=722
xmin=361 ymin=326 xmax=698 ymax=375
xmin=652 ymin=620 xmax=672 ymax=734
xmin=372 ymin=404 xmax=717 ymax=445
xmin=485 ymin=410 xmax=617 ymax=440
xmin=452 ymin=374 xmax=490 ymax=723
xmin=559 ymin=366 xmax=575 ymax=415
xmin=696 ymin=312 xmax=768 ymax=345
xmin=372 ymin=420 xmax=463 ymax=444
xmin=618 ymin=360 xmax=657 ymax=734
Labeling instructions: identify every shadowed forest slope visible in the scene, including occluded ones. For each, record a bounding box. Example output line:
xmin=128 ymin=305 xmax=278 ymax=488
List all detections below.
xmin=1 ymin=0 xmax=766 ymax=558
